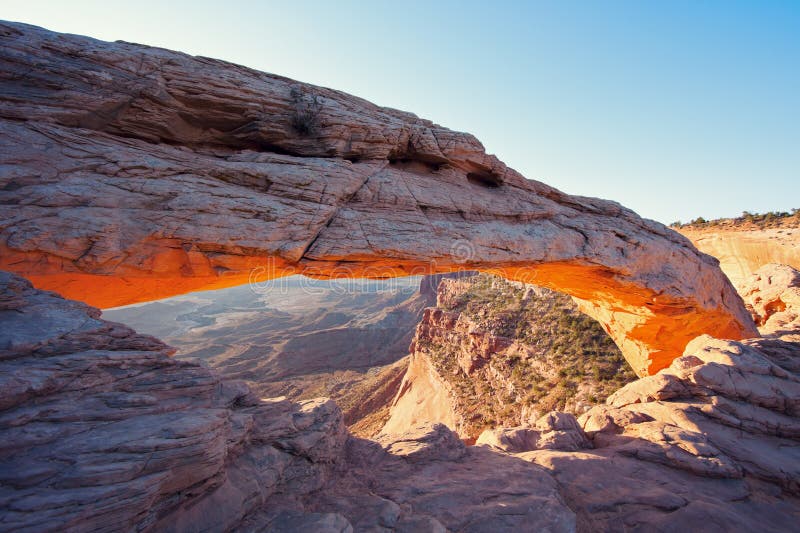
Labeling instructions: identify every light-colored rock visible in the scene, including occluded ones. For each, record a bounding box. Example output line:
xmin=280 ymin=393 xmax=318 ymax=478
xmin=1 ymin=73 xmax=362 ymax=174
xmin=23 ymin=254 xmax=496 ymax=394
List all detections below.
xmin=383 ymin=275 xmax=638 ymax=439
xmin=2 ymin=20 xmax=800 ymax=533
xmin=738 ymin=264 xmax=800 ymax=339
xmin=340 ymin=438 xmax=577 ymax=533
xmin=381 ymin=347 xmax=461 ymax=437
xmin=512 ymin=275 xmax=800 ymax=530
xmin=476 ymin=412 xmax=591 ymax=452
xmin=3 ymin=268 xmax=800 ymax=530
xmin=1 ymin=271 xmax=581 ymax=532
xmin=0 ymin=21 xmax=758 ymax=375
xmin=376 ymin=423 xmax=466 ymax=462
xmin=679 ymin=226 xmax=800 ymax=286
xmin=0 ymin=271 xmax=343 ymax=532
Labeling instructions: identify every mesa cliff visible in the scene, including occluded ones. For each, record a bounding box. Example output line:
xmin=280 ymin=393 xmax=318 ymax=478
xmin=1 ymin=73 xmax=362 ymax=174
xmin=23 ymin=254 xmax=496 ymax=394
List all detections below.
xmin=0 ymin=21 xmax=757 ymax=375
xmin=680 ymin=226 xmax=800 ymax=286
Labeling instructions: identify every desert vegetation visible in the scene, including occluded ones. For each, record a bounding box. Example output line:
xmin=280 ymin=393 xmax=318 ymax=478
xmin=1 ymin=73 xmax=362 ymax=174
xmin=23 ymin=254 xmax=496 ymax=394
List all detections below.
xmin=671 ymin=208 xmax=799 ymax=230
xmin=416 ymin=274 xmax=637 ymax=437
xmin=289 ymin=87 xmax=323 ymax=135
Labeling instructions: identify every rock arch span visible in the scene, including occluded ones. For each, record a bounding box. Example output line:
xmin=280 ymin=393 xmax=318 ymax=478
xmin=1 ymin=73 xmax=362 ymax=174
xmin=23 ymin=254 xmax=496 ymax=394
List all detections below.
xmin=0 ymin=21 xmax=757 ymax=376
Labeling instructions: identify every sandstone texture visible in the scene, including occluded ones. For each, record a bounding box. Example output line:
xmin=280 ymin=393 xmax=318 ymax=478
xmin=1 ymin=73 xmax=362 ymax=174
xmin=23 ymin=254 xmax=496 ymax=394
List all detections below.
xmin=738 ymin=263 xmax=800 ymax=330
xmin=0 ymin=21 xmax=757 ymax=375
xmin=2 ymin=20 xmax=799 ymax=533
xmin=3 ymin=269 xmax=800 ymax=532
xmin=680 ymin=226 xmax=800 ymax=286
xmin=476 ymin=412 xmax=591 ymax=453
xmin=0 ymin=271 xmax=345 ymax=531
xmin=0 ymin=271 xmax=580 ymax=532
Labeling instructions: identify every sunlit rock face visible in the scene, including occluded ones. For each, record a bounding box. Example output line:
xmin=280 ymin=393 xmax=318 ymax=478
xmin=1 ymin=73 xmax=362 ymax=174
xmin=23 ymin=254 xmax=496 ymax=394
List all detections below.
xmin=680 ymin=226 xmax=800 ymax=286
xmin=0 ymin=21 xmax=757 ymax=375
xmin=382 ymin=275 xmax=637 ymax=439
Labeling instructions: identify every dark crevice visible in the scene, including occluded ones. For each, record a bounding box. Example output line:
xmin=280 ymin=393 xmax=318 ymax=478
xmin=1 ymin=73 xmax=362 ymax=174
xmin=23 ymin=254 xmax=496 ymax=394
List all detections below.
xmin=388 ymin=158 xmax=442 ymax=173
xmin=467 ymin=171 xmax=502 ymax=189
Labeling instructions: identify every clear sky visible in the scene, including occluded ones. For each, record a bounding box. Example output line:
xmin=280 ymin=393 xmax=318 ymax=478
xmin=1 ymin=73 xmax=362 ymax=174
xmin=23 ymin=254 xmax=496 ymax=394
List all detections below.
xmin=2 ymin=0 xmax=798 ymax=224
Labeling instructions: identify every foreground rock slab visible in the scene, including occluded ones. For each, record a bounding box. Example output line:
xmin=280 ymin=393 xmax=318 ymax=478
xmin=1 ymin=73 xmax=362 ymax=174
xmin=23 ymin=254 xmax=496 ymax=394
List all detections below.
xmin=2 ymin=268 xmax=800 ymax=531
xmin=0 ymin=271 xmax=577 ymax=532
xmin=0 ymin=21 xmax=757 ymax=374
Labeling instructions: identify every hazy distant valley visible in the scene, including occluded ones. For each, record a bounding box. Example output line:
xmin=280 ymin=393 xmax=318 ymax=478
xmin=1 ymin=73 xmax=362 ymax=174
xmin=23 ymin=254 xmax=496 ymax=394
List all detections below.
xmin=104 ymin=276 xmax=431 ymax=402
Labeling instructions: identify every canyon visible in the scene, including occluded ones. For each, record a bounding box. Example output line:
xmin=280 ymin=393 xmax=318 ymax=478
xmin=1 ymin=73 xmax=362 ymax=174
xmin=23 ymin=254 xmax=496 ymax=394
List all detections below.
xmin=382 ymin=275 xmax=637 ymax=439
xmin=3 ymin=265 xmax=800 ymax=531
xmin=1 ymin=20 xmax=800 ymax=533
xmin=104 ymin=276 xmax=429 ymax=402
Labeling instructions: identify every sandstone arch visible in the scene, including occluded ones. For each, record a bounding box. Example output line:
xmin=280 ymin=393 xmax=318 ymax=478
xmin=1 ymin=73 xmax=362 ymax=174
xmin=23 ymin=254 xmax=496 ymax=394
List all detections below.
xmin=0 ymin=21 xmax=757 ymax=376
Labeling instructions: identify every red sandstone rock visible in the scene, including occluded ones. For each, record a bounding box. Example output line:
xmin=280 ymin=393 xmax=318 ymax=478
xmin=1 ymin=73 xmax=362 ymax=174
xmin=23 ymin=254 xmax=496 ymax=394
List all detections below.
xmin=0 ymin=21 xmax=757 ymax=375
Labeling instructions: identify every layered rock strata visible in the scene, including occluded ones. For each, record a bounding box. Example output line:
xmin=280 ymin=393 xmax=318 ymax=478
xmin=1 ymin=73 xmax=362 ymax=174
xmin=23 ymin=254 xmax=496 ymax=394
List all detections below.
xmin=0 ymin=21 xmax=757 ymax=374
xmin=383 ymin=275 xmax=636 ymax=438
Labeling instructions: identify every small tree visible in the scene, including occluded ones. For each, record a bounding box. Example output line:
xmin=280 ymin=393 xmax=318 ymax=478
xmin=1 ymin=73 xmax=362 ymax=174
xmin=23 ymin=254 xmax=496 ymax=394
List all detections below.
xmin=289 ymin=87 xmax=322 ymax=136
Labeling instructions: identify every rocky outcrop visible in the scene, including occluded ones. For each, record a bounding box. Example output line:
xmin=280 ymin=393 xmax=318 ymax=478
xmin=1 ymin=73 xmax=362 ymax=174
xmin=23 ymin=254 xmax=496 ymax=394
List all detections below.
xmin=0 ymin=21 xmax=757 ymax=375
xmin=476 ymin=412 xmax=591 ymax=453
xmin=383 ymin=275 xmax=637 ymax=438
xmin=0 ymin=271 xmax=582 ymax=531
xmin=512 ymin=284 xmax=800 ymax=531
xmin=0 ymin=271 xmax=347 ymax=531
xmin=738 ymin=263 xmax=800 ymax=329
xmin=4 ymin=268 xmax=800 ymax=531
xmin=381 ymin=267 xmax=800 ymax=531
xmin=680 ymin=226 xmax=800 ymax=286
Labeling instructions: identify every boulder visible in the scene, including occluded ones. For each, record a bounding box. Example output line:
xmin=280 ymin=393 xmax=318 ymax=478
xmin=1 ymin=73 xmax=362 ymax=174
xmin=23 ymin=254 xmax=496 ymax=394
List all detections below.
xmin=476 ymin=412 xmax=591 ymax=452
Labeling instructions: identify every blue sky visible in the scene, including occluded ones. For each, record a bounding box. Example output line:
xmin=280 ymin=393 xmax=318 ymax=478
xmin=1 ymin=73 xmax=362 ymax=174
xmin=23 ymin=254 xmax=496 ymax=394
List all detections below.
xmin=2 ymin=1 xmax=798 ymax=224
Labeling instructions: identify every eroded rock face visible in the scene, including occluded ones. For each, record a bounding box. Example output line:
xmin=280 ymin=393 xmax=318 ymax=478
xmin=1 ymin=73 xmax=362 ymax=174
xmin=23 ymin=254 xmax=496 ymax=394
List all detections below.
xmin=476 ymin=412 xmax=591 ymax=453
xmin=738 ymin=264 xmax=800 ymax=328
xmin=0 ymin=21 xmax=757 ymax=375
xmin=510 ymin=333 xmax=800 ymax=531
xmin=382 ymin=275 xmax=637 ymax=438
xmin=679 ymin=226 xmax=800 ymax=286
xmin=0 ymin=271 xmax=347 ymax=531
xmin=0 ymin=271 xmax=580 ymax=531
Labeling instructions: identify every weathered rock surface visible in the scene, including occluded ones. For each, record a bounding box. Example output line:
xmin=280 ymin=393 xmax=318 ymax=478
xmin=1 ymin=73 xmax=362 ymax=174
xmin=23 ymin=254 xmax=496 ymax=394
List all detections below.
xmin=476 ymin=412 xmax=591 ymax=453
xmin=376 ymin=422 xmax=467 ymax=462
xmin=0 ymin=271 xmax=580 ymax=532
xmin=0 ymin=271 xmax=345 ymax=531
xmin=738 ymin=263 xmax=800 ymax=329
xmin=0 ymin=21 xmax=757 ymax=375
xmin=506 ymin=330 xmax=800 ymax=531
xmin=680 ymin=226 xmax=800 ymax=286
xmin=442 ymin=271 xmax=800 ymax=531
xmin=383 ymin=275 xmax=636 ymax=438
xmin=2 ymin=266 xmax=800 ymax=531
